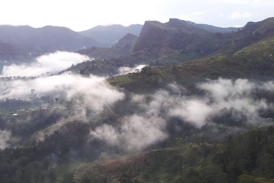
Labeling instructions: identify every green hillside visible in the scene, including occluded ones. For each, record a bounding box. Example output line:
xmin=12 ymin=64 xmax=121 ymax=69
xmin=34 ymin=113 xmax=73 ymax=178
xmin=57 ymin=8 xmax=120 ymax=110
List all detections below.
xmin=75 ymin=18 xmax=274 ymax=79
xmin=1 ymin=17 xmax=274 ymax=183
xmin=75 ymin=126 xmax=274 ymax=183
xmin=108 ymin=35 xmax=274 ymax=93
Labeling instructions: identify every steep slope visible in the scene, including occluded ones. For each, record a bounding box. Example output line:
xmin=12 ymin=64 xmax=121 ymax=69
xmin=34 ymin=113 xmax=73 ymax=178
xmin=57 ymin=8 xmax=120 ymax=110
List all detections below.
xmin=107 ymin=17 xmax=274 ymax=67
xmin=98 ymin=18 xmax=226 ymax=67
xmin=0 ymin=25 xmax=100 ymax=57
xmin=187 ymin=21 xmax=239 ymax=33
xmin=69 ymin=18 xmax=274 ymax=80
xmin=78 ymin=33 xmax=137 ymax=59
xmin=133 ymin=18 xmax=211 ymax=52
xmin=211 ymin=17 xmax=274 ymax=55
xmin=79 ymin=24 xmax=142 ymax=47
xmin=0 ymin=41 xmax=31 ymax=62
xmin=109 ymin=34 xmax=274 ymax=93
xmin=0 ymin=41 xmax=33 ymax=73
xmin=75 ymin=127 xmax=274 ymax=183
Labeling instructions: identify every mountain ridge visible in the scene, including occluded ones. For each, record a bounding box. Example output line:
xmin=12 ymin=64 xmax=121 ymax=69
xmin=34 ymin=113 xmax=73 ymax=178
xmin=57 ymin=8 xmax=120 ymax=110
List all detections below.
xmin=0 ymin=25 xmax=100 ymax=58
xmin=79 ymin=24 xmax=142 ymax=47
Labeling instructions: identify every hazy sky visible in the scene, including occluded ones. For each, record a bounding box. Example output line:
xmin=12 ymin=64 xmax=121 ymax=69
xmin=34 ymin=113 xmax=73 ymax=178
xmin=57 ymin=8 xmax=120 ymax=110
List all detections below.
xmin=0 ymin=0 xmax=273 ymax=31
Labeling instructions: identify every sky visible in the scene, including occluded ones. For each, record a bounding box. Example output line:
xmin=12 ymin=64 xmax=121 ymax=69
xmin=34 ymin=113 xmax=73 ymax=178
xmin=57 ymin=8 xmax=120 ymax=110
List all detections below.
xmin=0 ymin=0 xmax=273 ymax=31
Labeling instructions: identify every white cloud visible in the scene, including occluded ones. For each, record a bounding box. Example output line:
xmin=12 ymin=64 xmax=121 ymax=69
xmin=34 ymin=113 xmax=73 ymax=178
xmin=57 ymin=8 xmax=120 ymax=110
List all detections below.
xmin=0 ymin=0 xmax=273 ymax=30
xmin=218 ymin=13 xmax=226 ymax=18
xmin=89 ymin=78 xmax=274 ymax=151
xmin=91 ymin=115 xmax=167 ymax=151
xmin=6 ymin=77 xmax=274 ymax=150
xmin=216 ymin=0 xmax=262 ymax=4
xmin=178 ymin=11 xmax=205 ymax=21
xmin=1 ymin=51 xmax=90 ymax=77
xmin=0 ymin=130 xmax=11 ymax=149
xmin=0 ymin=74 xmax=124 ymax=111
xmin=191 ymin=11 xmax=205 ymax=16
xmin=118 ymin=65 xmax=147 ymax=75
xmin=229 ymin=12 xmax=252 ymax=20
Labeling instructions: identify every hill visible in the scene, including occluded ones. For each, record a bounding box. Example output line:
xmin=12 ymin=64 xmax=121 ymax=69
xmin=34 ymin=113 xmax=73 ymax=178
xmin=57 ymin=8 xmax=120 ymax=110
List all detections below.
xmin=79 ymin=24 xmax=142 ymax=47
xmin=0 ymin=25 xmax=100 ymax=57
xmin=76 ymin=18 xmax=224 ymax=65
xmin=71 ymin=18 xmax=274 ymax=80
xmin=1 ymin=17 xmax=274 ymax=183
xmin=121 ymin=17 xmax=274 ymax=66
xmin=108 ymin=33 xmax=274 ymax=93
xmin=0 ymin=41 xmax=33 ymax=71
xmin=78 ymin=33 xmax=137 ymax=59
xmin=0 ymin=41 xmax=31 ymax=62
xmin=132 ymin=18 xmax=274 ymax=60
xmin=187 ymin=21 xmax=239 ymax=33
xmin=75 ymin=126 xmax=274 ymax=183
xmin=133 ymin=18 xmax=210 ymax=52
xmin=209 ymin=17 xmax=274 ymax=56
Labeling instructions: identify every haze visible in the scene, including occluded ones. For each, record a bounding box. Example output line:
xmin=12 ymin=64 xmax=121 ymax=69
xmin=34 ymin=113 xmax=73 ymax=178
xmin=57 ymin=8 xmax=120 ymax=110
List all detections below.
xmin=0 ymin=0 xmax=273 ymax=31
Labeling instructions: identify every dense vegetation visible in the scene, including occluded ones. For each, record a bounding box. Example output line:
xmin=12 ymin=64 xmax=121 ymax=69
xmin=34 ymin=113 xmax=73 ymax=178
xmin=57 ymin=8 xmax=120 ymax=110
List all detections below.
xmin=2 ymin=17 xmax=274 ymax=183
xmin=1 ymin=109 xmax=274 ymax=183
xmin=1 ymin=91 xmax=274 ymax=182
xmin=74 ymin=126 xmax=274 ymax=183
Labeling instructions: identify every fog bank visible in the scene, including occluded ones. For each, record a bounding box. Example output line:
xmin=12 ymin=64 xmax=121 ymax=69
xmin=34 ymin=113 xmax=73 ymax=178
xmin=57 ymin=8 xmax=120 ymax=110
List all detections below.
xmin=1 ymin=51 xmax=90 ymax=77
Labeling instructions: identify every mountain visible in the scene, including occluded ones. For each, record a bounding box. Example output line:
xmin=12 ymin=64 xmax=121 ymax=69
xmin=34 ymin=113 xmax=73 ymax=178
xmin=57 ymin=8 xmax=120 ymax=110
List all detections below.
xmin=187 ymin=21 xmax=239 ymax=33
xmin=71 ymin=17 xmax=274 ymax=79
xmin=0 ymin=41 xmax=33 ymax=71
xmin=76 ymin=18 xmax=219 ymax=63
xmin=133 ymin=18 xmax=209 ymax=52
xmin=79 ymin=24 xmax=142 ymax=47
xmin=110 ymin=17 xmax=274 ymax=67
xmin=211 ymin=17 xmax=274 ymax=55
xmin=0 ymin=25 xmax=100 ymax=57
xmin=108 ymin=33 xmax=274 ymax=93
xmin=75 ymin=126 xmax=274 ymax=183
xmin=0 ymin=41 xmax=31 ymax=62
xmin=1 ymin=17 xmax=274 ymax=183
xmin=78 ymin=33 xmax=137 ymax=59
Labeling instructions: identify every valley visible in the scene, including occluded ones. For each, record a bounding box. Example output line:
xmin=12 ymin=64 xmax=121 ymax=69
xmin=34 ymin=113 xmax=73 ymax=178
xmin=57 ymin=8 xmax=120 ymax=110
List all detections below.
xmin=0 ymin=17 xmax=274 ymax=183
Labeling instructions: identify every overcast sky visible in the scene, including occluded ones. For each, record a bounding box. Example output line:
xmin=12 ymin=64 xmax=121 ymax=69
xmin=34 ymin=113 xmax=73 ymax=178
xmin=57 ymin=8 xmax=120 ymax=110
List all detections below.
xmin=0 ymin=0 xmax=273 ymax=31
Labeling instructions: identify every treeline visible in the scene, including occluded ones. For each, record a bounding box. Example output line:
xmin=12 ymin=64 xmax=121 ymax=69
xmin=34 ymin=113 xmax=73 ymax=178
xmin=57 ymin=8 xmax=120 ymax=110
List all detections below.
xmin=76 ymin=126 xmax=274 ymax=183
xmin=0 ymin=121 xmax=90 ymax=183
xmin=1 ymin=111 xmax=274 ymax=182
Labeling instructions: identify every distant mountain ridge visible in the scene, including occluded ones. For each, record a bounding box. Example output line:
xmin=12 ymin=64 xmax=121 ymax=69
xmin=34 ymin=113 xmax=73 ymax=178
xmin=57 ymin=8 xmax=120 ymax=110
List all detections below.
xmin=0 ymin=41 xmax=31 ymax=62
xmin=1 ymin=18 xmax=272 ymax=67
xmin=133 ymin=18 xmax=210 ymax=53
xmin=78 ymin=33 xmax=137 ymax=59
xmin=72 ymin=17 xmax=274 ymax=79
xmin=187 ymin=21 xmax=239 ymax=33
xmin=79 ymin=18 xmax=223 ymax=62
xmin=0 ymin=25 xmax=100 ymax=58
xmin=79 ymin=24 xmax=143 ymax=47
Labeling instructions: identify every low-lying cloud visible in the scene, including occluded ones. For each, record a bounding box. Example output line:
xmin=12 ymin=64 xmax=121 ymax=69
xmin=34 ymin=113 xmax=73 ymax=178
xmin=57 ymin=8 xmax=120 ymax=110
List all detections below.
xmin=0 ymin=73 xmax=124 ymax=112
xmin=1 ymin=51 xmax=90 ymax=77
xmin=2 ymin=74 xmax=274 ymax=151
xmin=90 ymin=78 xmax=274 ymax=151
xmin=229 ymin=11 xmax=252 ymax=20
xmin=91 ymin=115 xmax=167 ymax=151
xmin=0 ymin=130 xmax=11 ymax=149
xmin=118 ymin=65 xmax=147 ymax=75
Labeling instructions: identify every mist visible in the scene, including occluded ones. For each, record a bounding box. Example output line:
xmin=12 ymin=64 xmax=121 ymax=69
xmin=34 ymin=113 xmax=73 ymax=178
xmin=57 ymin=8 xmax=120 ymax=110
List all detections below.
xmin=1 ymin=51 xmax=90 ymax=77
xmin=89 ymin=78 xmax=274 ymax=151
xmin=118 ymin=65 xmax=147 ymax=75
xmin=168 ymin=78 xmax=269 ymax=127
xmin=0 ymin=73 xmax=124 ymax=111
xmin=91 ymin=115 xmax=167 ymax=151
xmin=2 ymin=75 xmax=274 ymax=151
xmin=0 ymin=130 xmax=11 ymax=149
